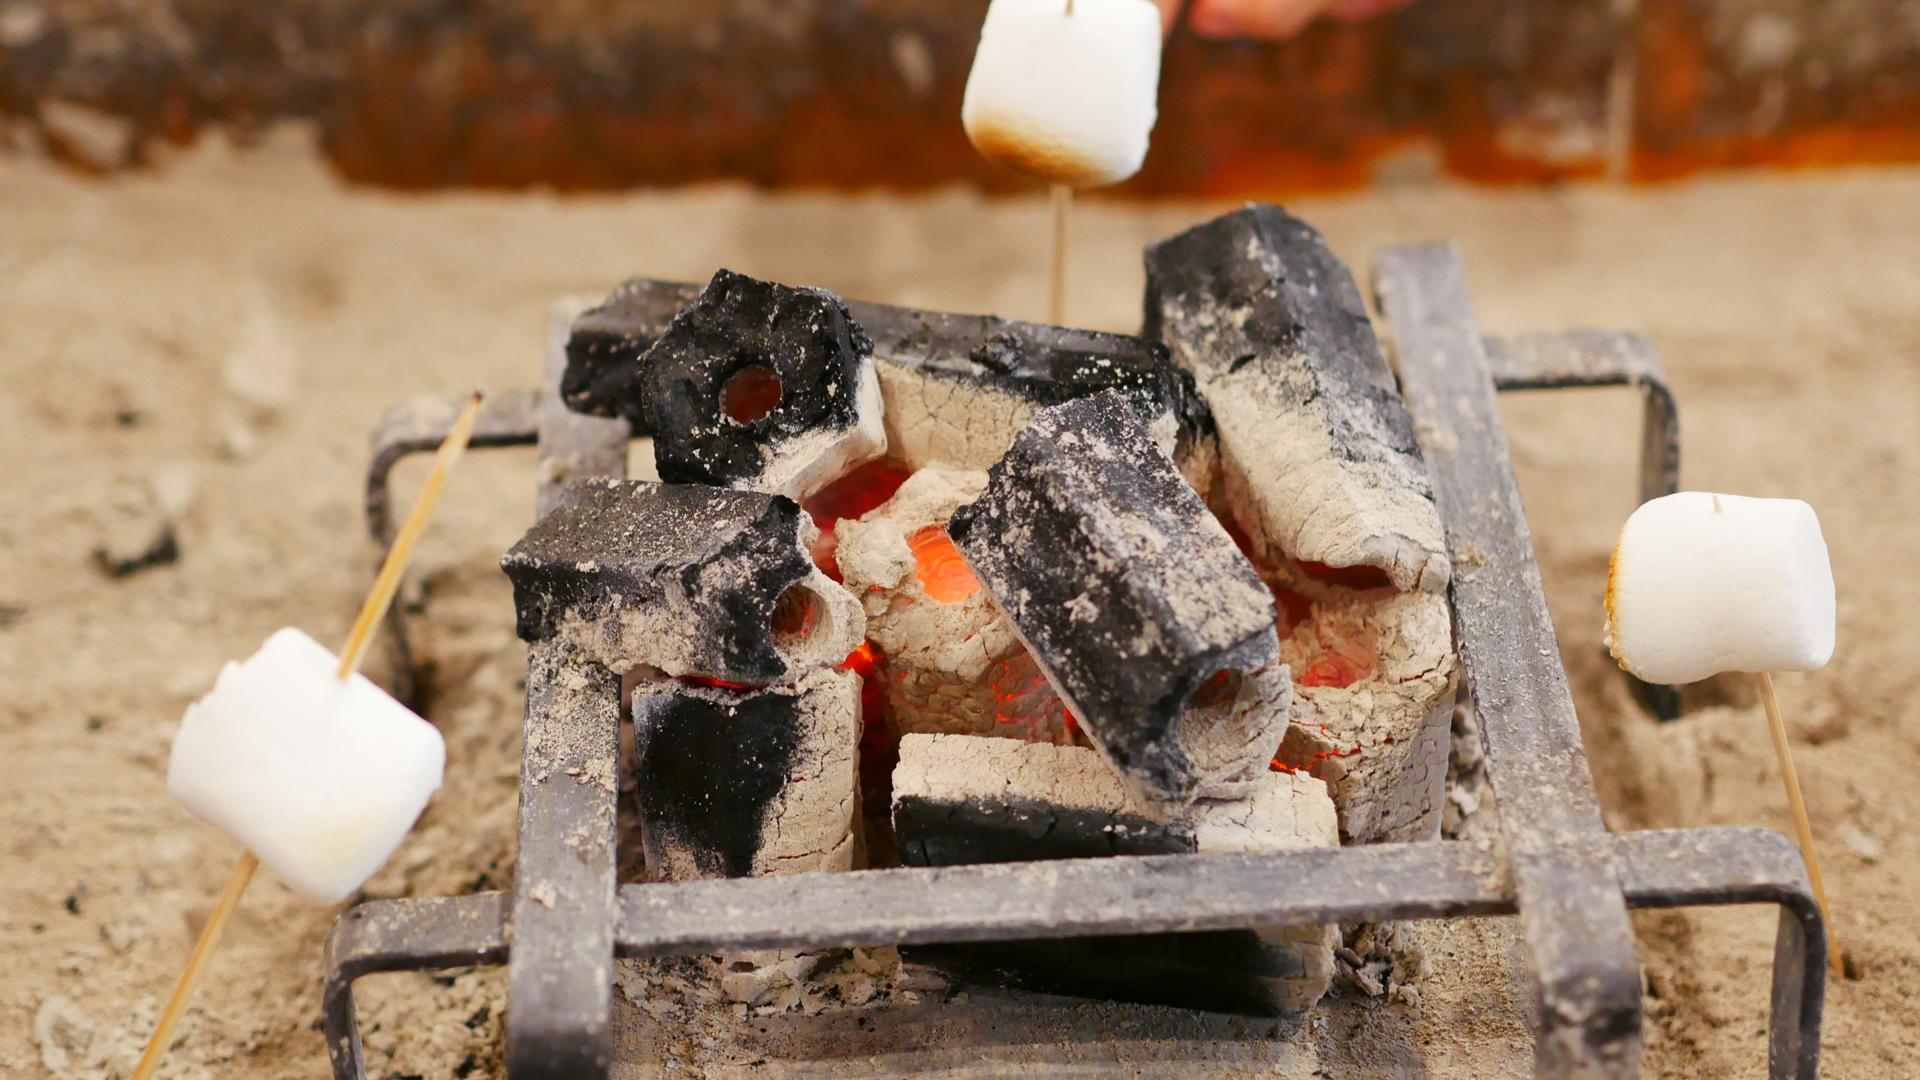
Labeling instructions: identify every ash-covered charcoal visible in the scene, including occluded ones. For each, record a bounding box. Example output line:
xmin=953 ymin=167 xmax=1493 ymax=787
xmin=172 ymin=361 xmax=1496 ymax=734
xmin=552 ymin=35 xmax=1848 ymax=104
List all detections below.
xmin=833 ymin=465 xmax=1076 ymax=746
xmin=1272 ymin=574 xmax=1459 ymax=844
xmin=894 ymin=733 xmax=1338 ymax=1016
xmin=891 ymin=733 xmax=1336 ymax=865
xmin=501 ymin=479 xmax=862 ymax=687
xmin=947 ymin=390 xmax=1284 ymax=805
xmin=635 ymin=270 xmax=887 ymax=499
xmin=857 ymin=306 xmax=1213 ymax=484
xmin=631 ymin=667 xmax=861 ymax=880
xmin=559 ymin=278 xmax=702 ymax=423
xmin=1144 ymin=204 xmax=1448 ymax=594
xmin=555 ymin=275 xmax=1213 ymax=487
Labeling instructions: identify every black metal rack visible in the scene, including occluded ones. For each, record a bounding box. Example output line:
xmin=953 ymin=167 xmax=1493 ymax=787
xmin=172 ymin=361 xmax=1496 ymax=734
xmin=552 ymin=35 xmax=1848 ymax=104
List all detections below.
xmin=327 ymin=242 xmax=1823 ymax=1080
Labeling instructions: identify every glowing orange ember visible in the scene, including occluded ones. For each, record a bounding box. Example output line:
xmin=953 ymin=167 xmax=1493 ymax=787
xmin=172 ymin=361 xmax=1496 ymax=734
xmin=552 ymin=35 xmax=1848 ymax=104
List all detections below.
xmin=801 ymin=459 xmax=916 ymax=580
xmin=1295 ymin=651 xmax=1372 ymax=689
xmin=907 ymin=525 xmax=980 ymax=604
xmin=719 ymin=364 xmax=783 ymax=424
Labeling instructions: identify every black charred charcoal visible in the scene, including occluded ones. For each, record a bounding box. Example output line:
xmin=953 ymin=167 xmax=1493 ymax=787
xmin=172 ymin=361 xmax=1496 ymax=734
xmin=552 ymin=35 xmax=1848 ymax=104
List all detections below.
xmin=631 ymin=669 xmax=861 ymax=880
xmin=637 ymin=270 xmax=885 ymax=498
xmin=947 ymin=391 xmax=1280 ymax=805
xmin=906 ymin=931 xmax=1325 ymax=1018
xmin=560 ymin=279 xmax=702 ymax=427
xmin=500 ymin=479 xmax=862 ymax=687
xmin=1143 ymin=204 xmax=1447 ymax=593
xmin=557 ymin=275 xmax=1212 ymax=475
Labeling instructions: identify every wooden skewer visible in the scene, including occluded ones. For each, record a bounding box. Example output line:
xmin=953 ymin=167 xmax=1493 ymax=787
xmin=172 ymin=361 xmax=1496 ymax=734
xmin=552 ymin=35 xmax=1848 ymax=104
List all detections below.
xmin=1756 ymin=670 xmax=1844 ymax=978
xmin=337 ymin=391 xmax=486 ymax=678
xmin=131 ymin=390 xmax=486 ymax=1080
xmin=1049 ymin=183 xmax=1072 ymax=325
xmin=128 ymin=852 xmax=257 ymax=1080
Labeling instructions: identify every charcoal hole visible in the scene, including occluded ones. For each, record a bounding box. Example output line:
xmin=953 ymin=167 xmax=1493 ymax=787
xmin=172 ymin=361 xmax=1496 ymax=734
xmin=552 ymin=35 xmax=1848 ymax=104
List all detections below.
xmin=720 ymin=364 xmax=783 ymax=424
xmin=772 ymin=584 xmax=820 ymax=648
xmin=1189 ymin=668 xmax=1243 ymax=710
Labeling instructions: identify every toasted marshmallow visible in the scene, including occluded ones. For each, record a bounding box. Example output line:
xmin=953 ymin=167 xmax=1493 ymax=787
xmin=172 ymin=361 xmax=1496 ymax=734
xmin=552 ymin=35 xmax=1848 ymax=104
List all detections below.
xmin=1606 ymin=492 xmax=1835 ymax=686
xmin=961 ymin=0 xmax=1162 ymax=187
xmin=168 ymin=627 xmax=446 ymax=904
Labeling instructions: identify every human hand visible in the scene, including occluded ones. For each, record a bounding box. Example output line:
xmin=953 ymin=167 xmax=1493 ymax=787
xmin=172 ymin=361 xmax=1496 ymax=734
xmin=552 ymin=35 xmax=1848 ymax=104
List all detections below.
xmin=1154 ymin=0 xmax=1414 ymax=40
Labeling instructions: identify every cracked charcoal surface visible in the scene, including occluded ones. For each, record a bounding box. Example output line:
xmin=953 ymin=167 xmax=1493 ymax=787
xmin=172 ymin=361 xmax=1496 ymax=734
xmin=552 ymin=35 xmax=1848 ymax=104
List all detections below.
xmin=501 ymin=478 xmax=862 ymax=687
xmin=557 ymin=276 xmax=1212 ymax=477
xmin=632 ymin=668 xmax=860 ymax=880
xmin=631 ymin=269 xmax=885 ymax=498
xmin=948 ymin=390 xmax=1279 ymax=805
xmin=832 ymin=465 xmax=1077 ymax=747
xmin=861 ymin=306 xmax=1211 ymax=475
xmin=1274 ymin=584 xmax=1459 ymax=844
xmin=1144 ymin=203 xmax=1449 ymax=593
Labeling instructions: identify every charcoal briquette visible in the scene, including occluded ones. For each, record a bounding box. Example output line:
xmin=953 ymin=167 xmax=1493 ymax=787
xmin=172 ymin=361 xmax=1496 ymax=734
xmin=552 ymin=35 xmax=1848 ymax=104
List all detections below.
xmin=1144 ymin=204 xmax=1448 ymax=593
xmin=631 ymin=269 xmax=886 ymax=499
xmin=858 ymin=306 xmax=1212 ymax=483
xmin=501 ymin=478 xmax=862 ymax=687
xmin=631 ymin=667 xmax=861 ymax=880
xmin=893 ymin=733 xmax=1338 ymax=1016
xmin=832 ymin=465 xmax=1076 ymax=747
xmin=557 ymin=275 xmax=1213 ymax=487
xmin=947 ymin=390 xmax=1284 ymax=805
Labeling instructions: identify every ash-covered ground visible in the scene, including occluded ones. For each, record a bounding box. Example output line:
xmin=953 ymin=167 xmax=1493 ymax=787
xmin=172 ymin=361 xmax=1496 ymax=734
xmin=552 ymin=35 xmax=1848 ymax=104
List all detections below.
xmin=3 ymin=127 xmax=1918 ymax=1077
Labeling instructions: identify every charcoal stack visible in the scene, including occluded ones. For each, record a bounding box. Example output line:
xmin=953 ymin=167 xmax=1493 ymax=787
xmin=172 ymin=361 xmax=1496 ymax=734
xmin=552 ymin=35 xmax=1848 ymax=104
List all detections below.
xmin=519 ymin=210 xmax=1458 ymax=1018
xmin=1146 ymin=206 xmax=1460 ymax=844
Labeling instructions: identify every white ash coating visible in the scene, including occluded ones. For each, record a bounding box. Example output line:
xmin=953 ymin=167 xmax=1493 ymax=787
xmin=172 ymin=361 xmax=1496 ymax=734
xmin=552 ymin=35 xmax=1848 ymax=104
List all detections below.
xmin=557 ymin=512 xmax=865 ymax=684
xmin=739 ymin=352 xmax=888 ymax=501
xmin=1606 ymin=491 xmax=1835 ymax=685
xmin=167 ymin=627 xmax=446 ymax=904
xmin=961 ymin=0 xmax=1162 ymax=188
xmin=1209 ymin=377 xmax=1449 ymax=593
xmin=874 ymin=359 xmax=1039 ymax=473
xmin=892 ymin=732 xmax=1336 ymax=854
xmin=1146 ymin=206 xmax=1450 ymax=594
xmin=1169 ymin=661 xmax=1295 ymax=803
xmin=835 ymin=466 xmax=1076 ymax=745
xmin=1277 ymin=585 xmax=1459 ymax=844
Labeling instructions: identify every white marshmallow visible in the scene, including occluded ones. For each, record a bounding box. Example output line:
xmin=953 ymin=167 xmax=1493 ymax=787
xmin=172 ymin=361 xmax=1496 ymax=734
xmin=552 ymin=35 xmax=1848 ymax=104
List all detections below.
xmin=1605 ymin=492 xmax=1835 ymax=686
xmin=961 ymin=0 xmax=1162 ymax=187
xmin=168 ymin=627 xmax=446 ymax=904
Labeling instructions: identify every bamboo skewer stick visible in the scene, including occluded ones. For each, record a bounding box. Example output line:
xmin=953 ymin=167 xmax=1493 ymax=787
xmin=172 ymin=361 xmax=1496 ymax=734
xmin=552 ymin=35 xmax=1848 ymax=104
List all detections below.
xmin=1049 ymin=183 xmax=1072 ymax=325
xmin=131 ymin=390 xmax=485 ymax=1080
xmin=1756 ymin=670 xmax=1844 ymax=978
xmin=128 ymin=852 xmax=257 ymax=1080
xmin=337 ymin=391 xmax=485 ymax=678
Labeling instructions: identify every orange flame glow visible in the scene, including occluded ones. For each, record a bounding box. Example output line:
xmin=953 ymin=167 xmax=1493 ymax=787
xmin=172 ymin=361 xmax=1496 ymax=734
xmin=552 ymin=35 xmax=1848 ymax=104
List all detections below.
xmin=907 ymin=525 xmax=980 ymax=604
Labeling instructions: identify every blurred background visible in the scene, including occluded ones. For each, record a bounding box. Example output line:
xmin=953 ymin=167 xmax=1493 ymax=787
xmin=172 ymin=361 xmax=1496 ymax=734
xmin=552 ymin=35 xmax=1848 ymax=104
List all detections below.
xmin=4 ymin=0 xmax=1917 ymax=194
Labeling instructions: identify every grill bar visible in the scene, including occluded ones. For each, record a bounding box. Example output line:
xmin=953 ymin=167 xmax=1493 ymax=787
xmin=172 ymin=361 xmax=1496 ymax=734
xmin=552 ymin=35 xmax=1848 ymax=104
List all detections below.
xmin=330 ymin=249 xmax=1822 ymax=1080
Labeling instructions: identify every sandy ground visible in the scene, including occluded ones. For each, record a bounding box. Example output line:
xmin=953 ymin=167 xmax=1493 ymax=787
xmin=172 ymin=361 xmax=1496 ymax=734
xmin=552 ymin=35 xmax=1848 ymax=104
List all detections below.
xmin=3 ymin=125 xmax=1919 ymax=1078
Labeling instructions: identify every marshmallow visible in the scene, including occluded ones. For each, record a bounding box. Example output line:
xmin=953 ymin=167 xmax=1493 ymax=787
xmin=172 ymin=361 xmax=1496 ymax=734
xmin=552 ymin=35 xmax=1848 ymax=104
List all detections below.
xmin=1605 ymin=492 xmax=1835 ymax=686
xmin=961 ymin=0 xmax=1162 ymax=187
xmin=168 ymin=627 xmax=446 ymax=904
